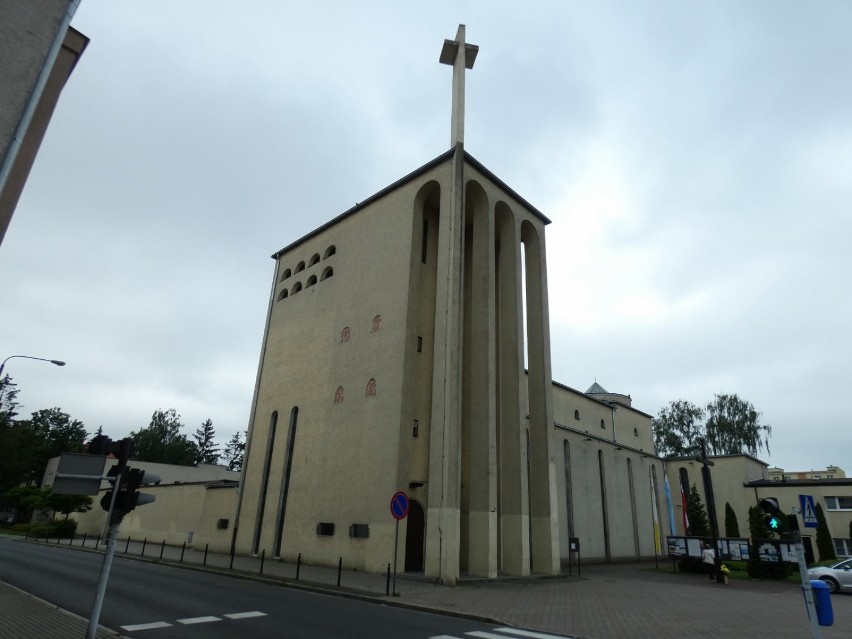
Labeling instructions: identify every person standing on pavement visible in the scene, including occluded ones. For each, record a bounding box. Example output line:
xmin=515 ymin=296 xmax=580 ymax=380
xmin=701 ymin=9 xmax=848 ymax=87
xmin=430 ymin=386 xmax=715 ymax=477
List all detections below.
xmin=702 ymin=543 xmax=716 ymax=580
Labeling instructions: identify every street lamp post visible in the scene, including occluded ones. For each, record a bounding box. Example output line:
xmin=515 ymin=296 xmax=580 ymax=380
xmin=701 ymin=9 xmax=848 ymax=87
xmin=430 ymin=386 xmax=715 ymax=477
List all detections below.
xmin=0 ymin=355 xmax=66 ymax=377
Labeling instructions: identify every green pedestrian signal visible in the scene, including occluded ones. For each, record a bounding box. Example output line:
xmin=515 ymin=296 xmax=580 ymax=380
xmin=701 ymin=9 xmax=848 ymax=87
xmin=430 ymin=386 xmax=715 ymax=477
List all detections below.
xmin=759 ymin=497 xmax=783 ymax=534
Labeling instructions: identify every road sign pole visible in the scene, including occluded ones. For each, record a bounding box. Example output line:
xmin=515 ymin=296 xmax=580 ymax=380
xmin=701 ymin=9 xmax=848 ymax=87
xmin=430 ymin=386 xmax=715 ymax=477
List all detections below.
xmin=392 ymin=519 xmax=399 ymax=595
xmin=86 ymin=517 xmax=120 ymax=639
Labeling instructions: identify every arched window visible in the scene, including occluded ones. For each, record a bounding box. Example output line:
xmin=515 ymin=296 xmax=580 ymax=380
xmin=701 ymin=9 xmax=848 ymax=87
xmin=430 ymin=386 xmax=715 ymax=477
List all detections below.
xmin=309 ymin=253 xmax=320 ymax=266
xmin=280 ymin=268 xmax=292 ymax=281
xmin=334 ymin=386 xmax=344 ymax=403
xmin=324 ymin=245 xmax=336 ymax=259
xmin=306 ymin=275 xmax=317 ymax=288
xmin=295 ymin=261 xmax=305 ymax=273
xmin=574 ymin=409 xmax=580 ymax=420
xmin=600 ymin=419 xmax=606 ymax=429
xmin=277 ymin=289 xmax=288 ymax=301
xmin=366 ymin=378 xmax=376 ymax=397
xmin=291 ymin=282 xmax=302 ymax=295
xmin=340 ymin=327 xmax=350 ymax=342
xmin=321 ymin=266 xmax=333 ymax=281
xmin=633 ymin=427 xmax=639 ymax=437
xmin=371 ymin=315 xmax=382 ymax=333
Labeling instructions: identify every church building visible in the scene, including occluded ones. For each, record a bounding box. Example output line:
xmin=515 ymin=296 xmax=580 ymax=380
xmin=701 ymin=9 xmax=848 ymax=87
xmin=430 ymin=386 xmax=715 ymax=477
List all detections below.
xmin=232 ymin=26 xmax=665 ymax=585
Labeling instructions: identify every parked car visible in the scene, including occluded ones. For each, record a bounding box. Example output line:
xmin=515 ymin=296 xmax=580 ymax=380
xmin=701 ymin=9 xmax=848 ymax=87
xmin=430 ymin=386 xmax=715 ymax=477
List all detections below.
xmin=808 ymin=558 xmax=852 ymax=593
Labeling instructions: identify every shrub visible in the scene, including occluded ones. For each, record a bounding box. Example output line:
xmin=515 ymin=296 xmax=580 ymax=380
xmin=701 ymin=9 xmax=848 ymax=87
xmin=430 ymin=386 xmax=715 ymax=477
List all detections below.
xmin=27 ymin=519 xmax=77 ymax=539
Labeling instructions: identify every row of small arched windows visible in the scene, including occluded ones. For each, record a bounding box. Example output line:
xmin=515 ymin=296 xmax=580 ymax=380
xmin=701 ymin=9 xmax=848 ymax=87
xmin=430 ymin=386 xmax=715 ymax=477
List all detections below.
xmin=280 ymin=245 xmax=336 ymax=282
xmin=277 ymin=267 xmax=334 ymax=301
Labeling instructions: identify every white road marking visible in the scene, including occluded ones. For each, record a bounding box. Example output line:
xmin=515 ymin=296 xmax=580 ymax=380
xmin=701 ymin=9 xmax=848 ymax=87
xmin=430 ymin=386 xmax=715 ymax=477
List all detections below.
xmin=467 ymin=632 xmax=519 ymax=639
xmin=495 ymin=628 xmax=574 ymax=639
xmin=177 ymin=615 xmax=222 ymax=625
xmin=224 ymin=611 xmax=268 ymax=619
xmin=121 ymin=621 xmax=173 ymax=631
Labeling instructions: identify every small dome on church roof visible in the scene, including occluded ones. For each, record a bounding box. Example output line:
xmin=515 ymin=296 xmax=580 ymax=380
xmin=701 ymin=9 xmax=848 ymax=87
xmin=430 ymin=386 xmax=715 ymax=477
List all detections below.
xmin=586 ymin=382 xmax=608 ymax=395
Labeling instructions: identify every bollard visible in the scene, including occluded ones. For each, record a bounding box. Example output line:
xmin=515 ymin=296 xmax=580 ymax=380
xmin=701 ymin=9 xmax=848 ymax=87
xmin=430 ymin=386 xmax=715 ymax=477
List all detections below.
xmin=96 ymin=533 xmax=101 ymax=547
xmin=82 ymin=533 xmax=87 ymax=548
xmin=125 ymin=536 xmax=131 ymax=553
xmin=296 ymin=553 xmax=301 ymax=581
xmin=160 ymin=539 xmax=166 ymax=559
xmin=141 ymin=538 xmax=147 ymax=557
xmin=69 ymin=535 xmax=74 ymax=546
xmin=180 ymin=541 xmax=186 ymax=562
xmin=203 ymin=543 xmax=209 ymax=566
xmin=337 ymin=557 xmax=342 ymax=587
xmin=260 ymin=549 xmax=266 ymax=575
xmin=386 ymin=563 xmax=391 ymax=596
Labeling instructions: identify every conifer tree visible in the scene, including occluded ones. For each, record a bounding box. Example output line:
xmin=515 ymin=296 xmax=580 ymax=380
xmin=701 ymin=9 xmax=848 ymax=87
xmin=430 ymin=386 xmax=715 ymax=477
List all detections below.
xmin=815 ymin=503 xmax=836 ymax=562
xmin=686 ymin=484 xmax=711 ymax=537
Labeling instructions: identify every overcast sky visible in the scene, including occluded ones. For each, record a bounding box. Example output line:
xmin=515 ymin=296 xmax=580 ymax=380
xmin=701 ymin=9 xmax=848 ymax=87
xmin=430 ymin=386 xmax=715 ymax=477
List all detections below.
xmin=2 ymin=1 xmax=849 ymax=473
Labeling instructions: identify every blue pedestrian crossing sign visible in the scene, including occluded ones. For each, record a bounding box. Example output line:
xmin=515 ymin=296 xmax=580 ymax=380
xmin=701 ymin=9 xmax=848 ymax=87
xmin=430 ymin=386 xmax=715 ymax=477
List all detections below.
xmin=799 ymin=494 xmax=818 ymax=528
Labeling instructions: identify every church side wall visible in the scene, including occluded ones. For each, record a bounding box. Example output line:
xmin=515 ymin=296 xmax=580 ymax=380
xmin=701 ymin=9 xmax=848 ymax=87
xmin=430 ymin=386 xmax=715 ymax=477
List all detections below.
xmin=237 ymin=170 xmax=445 ymax=572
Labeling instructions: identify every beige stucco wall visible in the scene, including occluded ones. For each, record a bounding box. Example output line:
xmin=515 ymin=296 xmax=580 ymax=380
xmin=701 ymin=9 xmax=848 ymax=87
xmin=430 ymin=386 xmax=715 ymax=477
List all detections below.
xmin=551 ymin=383 xmax=664 ymax=563
xmin=665 ymin=455 xmax=852 ymax=561
xmin=236 ymin=161 xmax=452 ymax=571
xmin=69 ymin=482 xmax=238 ymax=550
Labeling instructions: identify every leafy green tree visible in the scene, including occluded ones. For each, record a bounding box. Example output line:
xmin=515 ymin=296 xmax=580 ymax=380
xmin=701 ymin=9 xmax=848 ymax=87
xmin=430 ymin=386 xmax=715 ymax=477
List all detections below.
xmin=705 ymin=393 xmax=771 ymax=456
xmin=130 ymin=409 xmax=198 ymax=466
xmin=47 ymin=492 xmax=93 ymax=519
xmin=815 ymin=503 xmax=836 ymax=562
xmin=653 ymin=394 xmax=771 ymax=457
xmin=686 ymin=484 xmax=711 ymax=537
xmin=724 ymin=502 xmax=740 ymax=537
xmin=193 ymin=419 xmax=220 ymax=465
xmin=0 ymin=420 xmax=42 ymax=492
xmin=652 ymin=400 xmax=705 ymax=457
xmin=222 ymin=431 xmax=245 ymax=472
xmin=0 ymin=404 xmax=87 ymax=491
xmin=1 ymin=486 xmax=44 ymax=521
xmin=0 ymin=374 xmax=21 ymax=427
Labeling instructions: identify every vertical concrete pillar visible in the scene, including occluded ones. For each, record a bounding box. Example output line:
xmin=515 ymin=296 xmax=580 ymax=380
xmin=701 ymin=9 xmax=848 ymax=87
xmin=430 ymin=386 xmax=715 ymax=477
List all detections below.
xmin=463 ymin=183 xmax=497 ymax=578
xmin=496 ymin=205 xmax=529 ymax=576
xmin=425 ymin=145 xmax=465 ymax=585
xmin=521 ymin=221 xmax=560 ymax=575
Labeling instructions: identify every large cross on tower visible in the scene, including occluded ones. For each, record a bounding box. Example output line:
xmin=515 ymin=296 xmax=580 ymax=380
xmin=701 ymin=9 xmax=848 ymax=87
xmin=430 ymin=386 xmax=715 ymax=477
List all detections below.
xmin=440 ymin=24 xmax=479 ymax=148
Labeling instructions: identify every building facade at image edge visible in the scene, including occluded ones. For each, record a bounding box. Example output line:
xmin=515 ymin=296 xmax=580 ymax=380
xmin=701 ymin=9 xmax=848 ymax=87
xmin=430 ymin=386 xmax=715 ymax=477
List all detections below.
xmin=231 ymin=145 xmax=664 ymax=584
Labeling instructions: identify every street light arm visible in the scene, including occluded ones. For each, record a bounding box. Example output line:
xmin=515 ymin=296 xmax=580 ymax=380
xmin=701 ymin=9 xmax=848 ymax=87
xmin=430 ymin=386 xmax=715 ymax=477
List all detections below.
xmin=0 ymin=355 xmax=66 ymax=378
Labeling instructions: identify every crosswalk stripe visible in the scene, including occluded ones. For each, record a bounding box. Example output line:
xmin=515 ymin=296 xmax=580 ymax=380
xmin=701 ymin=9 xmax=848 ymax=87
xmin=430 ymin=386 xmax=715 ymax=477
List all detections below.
xmin=120 ymin=621 xmax=173 ymax=631
xmin=224 ymin=611 xmax=268 ymax=619
xmin=495 ymin=628 xmax=573 ymax=639
xmin=177 ymin=615 xmax=222 ymax=625
xmin=467 ymin=632 xmax=518 ymax=639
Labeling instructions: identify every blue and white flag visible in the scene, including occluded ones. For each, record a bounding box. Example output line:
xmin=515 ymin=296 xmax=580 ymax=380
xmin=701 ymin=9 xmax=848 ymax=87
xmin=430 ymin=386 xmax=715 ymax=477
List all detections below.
xmin=663 ymin=471 xmax=677 ymax=535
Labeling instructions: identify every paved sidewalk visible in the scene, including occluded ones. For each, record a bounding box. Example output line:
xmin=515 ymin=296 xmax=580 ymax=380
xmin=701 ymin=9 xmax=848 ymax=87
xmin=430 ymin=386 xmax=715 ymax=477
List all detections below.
xmin=1 ymin=579 xmax=119 ymax=639
xmin=3 ymin=534 xmax=851 ymax=638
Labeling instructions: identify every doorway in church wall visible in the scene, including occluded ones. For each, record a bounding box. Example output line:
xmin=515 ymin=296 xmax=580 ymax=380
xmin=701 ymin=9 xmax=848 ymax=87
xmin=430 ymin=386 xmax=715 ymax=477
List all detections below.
xmin=404 ymin=499 xmax=425 ymax=571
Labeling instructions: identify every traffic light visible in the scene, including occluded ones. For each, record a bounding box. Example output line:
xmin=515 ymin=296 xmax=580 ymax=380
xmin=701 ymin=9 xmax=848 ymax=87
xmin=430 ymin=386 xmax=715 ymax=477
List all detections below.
xmin=100 ymin=465 xmax=127 ymax=524
xmin=759 ymin=497 xmax=783 ymax=532
xmin=115 ymin=468 xmax=160 ymax=514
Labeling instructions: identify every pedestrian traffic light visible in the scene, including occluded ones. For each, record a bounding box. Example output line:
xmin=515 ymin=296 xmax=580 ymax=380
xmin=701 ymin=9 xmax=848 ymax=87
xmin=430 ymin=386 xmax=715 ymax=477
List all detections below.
xmin=759 ymin=497 xmax=783 ymax=532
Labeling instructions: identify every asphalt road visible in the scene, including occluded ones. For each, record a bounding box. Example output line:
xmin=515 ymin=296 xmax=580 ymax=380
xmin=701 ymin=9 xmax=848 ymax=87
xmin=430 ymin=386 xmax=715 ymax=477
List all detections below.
xmin=0 ymin=537 xmax=549 ymax=639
